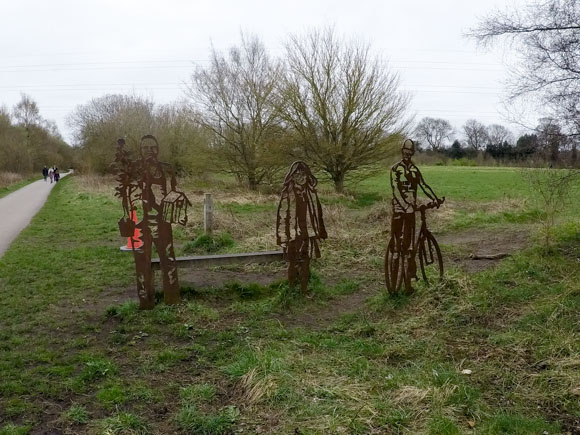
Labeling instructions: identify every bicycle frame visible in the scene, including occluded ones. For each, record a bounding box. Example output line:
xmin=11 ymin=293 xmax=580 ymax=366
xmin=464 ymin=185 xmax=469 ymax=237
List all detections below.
xmin=385 ymin=197 xmax=444 ymax=293
xmin=417 ymin=208 xmax=436 ymax=266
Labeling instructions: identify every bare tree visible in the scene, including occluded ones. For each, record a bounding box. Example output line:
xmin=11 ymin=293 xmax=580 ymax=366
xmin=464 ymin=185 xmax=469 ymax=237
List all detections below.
xmin=414 ymin=117 xmax=453 ymax=151
xmin=68 ymin=94 xmax=156 ymax=172
xmin=13 ymin=93 xmax=41 ymax=129
xmin=463 ymin=119 xmax=488 ymax=151
xmin=486 ymin=124 xmax=513 ymax=146
xmin=0 ymin=105 xmax=12 ymax=128
xmin=570 ymin=136 xmax=578 ymax=166
xmin=537 ymin=118 xmax=566 ymax=164
xmin=187 ymin=33 xmax=285 ymax=190
xmin=469 ymin=0 xmax=580 ymax=141
xmin=154 ymin=101 xmax=211 ymax=174
xmin=278 ymin=28 xmax=410 ymax=192
xmin=524 ymin=167 xmax=579 ymax=251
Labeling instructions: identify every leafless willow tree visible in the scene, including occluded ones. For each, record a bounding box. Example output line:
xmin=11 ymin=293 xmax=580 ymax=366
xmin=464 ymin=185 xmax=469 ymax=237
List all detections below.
xmin=414 ymin=117 xmax=453 ymax=151
xmin=536 ymin=117 xmax=566 ymax=163
xmin=68 ymin=94 xmax=207 ymax=174
xmin=13 ymin=93 xmax=41 ymax=129
xmin=486 ymin=124 xmax=513 ymax=146
xmin=153 ymin=102 xmax=211 ymax=174
xmin=462 ymin=119 xmax=488 ymax=151
xmin=68 ymin=94 xmax=156 ymax=172
xmin=469 ymin=0 xmax=580 ymax=143
xmin=278 ymin=28 xmax=410 ymax=192
xmin=187 ymin=33 xmax=285 ymax=190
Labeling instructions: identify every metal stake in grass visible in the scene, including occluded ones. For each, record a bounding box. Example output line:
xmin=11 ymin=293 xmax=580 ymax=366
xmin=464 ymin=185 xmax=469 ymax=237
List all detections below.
xmin=204 ymin=193 xmax=213 ymax=234
xmin=276 ymin=161 xmax=327 ymax=294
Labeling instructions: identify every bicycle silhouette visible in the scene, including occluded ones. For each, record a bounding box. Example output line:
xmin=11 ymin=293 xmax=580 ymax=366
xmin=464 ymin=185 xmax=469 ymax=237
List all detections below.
xmin=385 ymin=197 xmax=445 ymax=294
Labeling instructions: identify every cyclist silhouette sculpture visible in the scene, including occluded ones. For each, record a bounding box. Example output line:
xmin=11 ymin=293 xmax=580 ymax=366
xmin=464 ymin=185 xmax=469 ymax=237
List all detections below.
xmin=386 ymin=139 xmax=445 ymax=294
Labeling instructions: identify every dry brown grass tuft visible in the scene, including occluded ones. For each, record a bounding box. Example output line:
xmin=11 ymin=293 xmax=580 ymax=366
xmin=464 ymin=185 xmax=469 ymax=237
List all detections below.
xmin=75 ymin=174 xmax=117 ymax=196
xmin=0 ymin=172 xmax=26 ymax=189
xmin=392 ymin=385 xmax=431 ymax=407
xmin=236 ymin=368 xmax=277 ymax=405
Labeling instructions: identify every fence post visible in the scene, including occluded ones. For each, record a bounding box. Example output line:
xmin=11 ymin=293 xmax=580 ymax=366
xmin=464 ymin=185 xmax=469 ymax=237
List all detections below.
xmin=204 ymin=193 xmax=213 ymax=234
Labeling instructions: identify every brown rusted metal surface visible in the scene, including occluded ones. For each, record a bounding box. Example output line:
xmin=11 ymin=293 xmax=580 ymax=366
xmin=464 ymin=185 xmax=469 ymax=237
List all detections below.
xmin=276 ymin=161 xmax=327 ymax=294
xmin=113 ymin=135 xmax=191 ymax=309
xmin=386 ymin=139 xmax=445 ymax=294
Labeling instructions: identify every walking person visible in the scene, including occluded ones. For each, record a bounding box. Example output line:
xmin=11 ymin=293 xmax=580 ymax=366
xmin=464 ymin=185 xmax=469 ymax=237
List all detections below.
xmin=42 ymin=166 xmax=48 ymax=182
xmin=48 ymin=167 xmax=54 ymax=183
xmin=53 ymin=167 xmax=60 ymax=183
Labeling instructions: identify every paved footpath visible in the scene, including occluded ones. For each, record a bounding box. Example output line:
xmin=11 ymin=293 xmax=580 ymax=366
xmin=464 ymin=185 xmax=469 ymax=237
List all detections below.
xmin=0 ymin=174 xmax=68 ymax=258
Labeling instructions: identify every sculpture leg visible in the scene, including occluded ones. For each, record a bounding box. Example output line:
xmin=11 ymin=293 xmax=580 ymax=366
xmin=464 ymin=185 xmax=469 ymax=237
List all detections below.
xmin=401 ymin=213 xmax=416 ymax=294
xmin=391 ymin=213 xmax=404 ymax=293
xmin=156 ymin=221 xmax=180 ymax=305
xmin=299 ymin=255 xmax=310 ymax=295
xmin=287 ymin=240 xmax=298 ymax=289
xmin=298 ymin=238 xmax=310 ymax=295
xmin=133 ymin=225 xmax=155 ymax=310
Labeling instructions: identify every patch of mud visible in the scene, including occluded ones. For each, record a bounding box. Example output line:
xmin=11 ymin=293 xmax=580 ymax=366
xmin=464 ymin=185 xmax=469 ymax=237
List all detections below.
xmin=438 ymin=226 xmax=531 ymax=273
xmin=179 ymin=269 xmax=285 ymax=288
xmin=274 ymin=286 xmax=373 ymax=330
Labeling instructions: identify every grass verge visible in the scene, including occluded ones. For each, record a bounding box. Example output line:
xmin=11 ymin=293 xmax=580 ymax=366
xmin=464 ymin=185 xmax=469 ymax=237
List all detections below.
xmin=0 ymin=171 xmax=578 ymax=433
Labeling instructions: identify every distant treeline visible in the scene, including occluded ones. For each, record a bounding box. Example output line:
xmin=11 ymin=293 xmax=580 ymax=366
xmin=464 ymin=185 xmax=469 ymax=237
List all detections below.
xmin=422 ymin=134 xmax=578 ymax=166
xmin=67 ymin=30 xmax=411 ymax=192
xmin=3 ymin=30 xmax=578 ymax=189
xmin=414 ymin=117 xmax=578 ymax=167
xmin=0 ymin=95 xmax=73 ymax=174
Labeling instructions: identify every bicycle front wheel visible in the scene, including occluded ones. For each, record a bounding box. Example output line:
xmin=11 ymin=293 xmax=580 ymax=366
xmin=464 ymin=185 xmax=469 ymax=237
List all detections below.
xmin=385 ymin=237 xmax=402 ymax=294
xmin=418 ymin=231 xmax=443 ymax=285
xmin=385 ymin=237 xmax=413 ymax=294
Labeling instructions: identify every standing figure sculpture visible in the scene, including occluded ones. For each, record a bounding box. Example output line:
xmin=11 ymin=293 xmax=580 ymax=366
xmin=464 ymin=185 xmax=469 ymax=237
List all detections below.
xmin=386 ymin=139 xmax=445 ymax=294
xmin=276 ymin=161 xmax=327 ymax=294
xmin=114 ymin=135 xmax=191 ymax=309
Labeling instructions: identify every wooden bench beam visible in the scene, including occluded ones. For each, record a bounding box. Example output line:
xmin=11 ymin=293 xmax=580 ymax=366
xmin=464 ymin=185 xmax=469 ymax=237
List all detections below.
xmin=151 ymin=251 xmax=284 ymax=270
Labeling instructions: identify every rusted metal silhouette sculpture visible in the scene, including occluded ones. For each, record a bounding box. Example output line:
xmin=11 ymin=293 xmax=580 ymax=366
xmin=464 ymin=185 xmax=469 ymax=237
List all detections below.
xmin=113 ymin=135 xmax=191 ymax=309
xmin=276 ymin=161 xmax=327 ymax=294
xmin=386 ymin=139 xmax=445 ymax=294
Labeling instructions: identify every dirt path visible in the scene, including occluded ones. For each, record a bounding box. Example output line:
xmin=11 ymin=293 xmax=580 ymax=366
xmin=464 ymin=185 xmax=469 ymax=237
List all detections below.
xmin=277 ymin=226 xmax=532 ymax=329
xmin=0 ymin=174 xmax=68 ymax=258
xmin=99 ymin=225 xmax=533 ymax=332
xmin=438 ymin=226 xmax=531 ymax=273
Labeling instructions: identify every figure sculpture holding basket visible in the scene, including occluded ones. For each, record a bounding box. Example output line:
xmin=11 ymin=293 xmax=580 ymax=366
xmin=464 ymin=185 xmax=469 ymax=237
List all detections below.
xmin=114 ymin=135 xmax=191 ymax=309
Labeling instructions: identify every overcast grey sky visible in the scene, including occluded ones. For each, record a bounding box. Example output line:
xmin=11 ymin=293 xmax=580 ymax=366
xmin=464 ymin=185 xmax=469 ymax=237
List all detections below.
xmin=0 ymin=0 xmax=532 ymax=144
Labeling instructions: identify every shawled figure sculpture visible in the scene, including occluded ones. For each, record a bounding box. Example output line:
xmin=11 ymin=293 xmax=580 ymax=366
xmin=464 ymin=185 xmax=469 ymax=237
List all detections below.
xmin=386 ymin=139 xmax=445 ymax=294
xmin=276 ymin=161 xmax=327 ymax=294
xmin=114 ymin=135 xmax=191 ymax=309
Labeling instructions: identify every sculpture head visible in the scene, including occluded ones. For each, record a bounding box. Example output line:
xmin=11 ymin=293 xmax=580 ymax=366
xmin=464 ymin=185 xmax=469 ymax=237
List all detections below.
xmin=401 ymin=139 xmax=415 ymax=162
xmin=140 ymin=135 xmax=160 ymax=162
xmin=284 ymin=161 xmax=317 ymax=189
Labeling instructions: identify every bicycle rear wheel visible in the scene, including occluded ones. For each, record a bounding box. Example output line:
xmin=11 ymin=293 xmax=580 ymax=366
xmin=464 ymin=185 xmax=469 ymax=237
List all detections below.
xmin=418 ymin=231 xmax=443 ymax=285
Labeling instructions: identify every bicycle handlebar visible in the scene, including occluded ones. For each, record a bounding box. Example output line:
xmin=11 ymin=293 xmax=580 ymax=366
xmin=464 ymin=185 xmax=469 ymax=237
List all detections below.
xmin=417 ymin=196 xmax=445 ymax=212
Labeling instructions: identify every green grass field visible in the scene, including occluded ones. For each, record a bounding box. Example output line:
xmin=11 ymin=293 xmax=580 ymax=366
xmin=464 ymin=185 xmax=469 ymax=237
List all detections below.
xmin=0 ymin=167 xmax=578 ymax=434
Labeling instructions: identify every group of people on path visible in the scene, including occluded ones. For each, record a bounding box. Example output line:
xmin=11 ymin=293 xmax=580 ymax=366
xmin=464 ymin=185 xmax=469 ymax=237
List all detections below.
xmin=42 ymin=166 xmax=60 ymax=183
